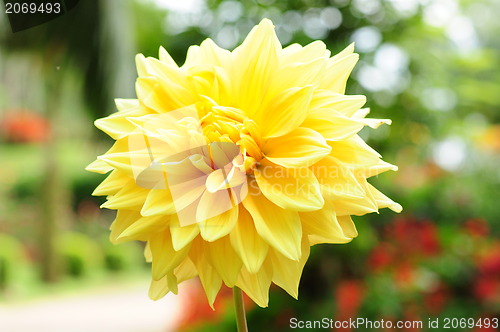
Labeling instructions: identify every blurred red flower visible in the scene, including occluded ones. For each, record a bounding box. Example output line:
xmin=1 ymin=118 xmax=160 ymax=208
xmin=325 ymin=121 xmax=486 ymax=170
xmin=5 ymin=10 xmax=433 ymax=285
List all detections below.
xmin=1 ymin=109 xmax=50 ymax=143
xmin=334 ymin=280 xmax=365 ymax=330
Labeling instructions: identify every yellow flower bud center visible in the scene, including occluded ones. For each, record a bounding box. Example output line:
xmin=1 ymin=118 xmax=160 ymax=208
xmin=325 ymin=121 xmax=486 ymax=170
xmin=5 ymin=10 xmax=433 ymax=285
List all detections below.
xmin=199 ymin=104 xmax=263 ymax=173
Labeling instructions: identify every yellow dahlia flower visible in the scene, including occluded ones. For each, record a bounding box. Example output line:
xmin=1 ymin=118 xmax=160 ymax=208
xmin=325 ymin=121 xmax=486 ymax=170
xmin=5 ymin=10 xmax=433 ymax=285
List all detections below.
xmin=87 ymin=19 xmax=401 ymax=308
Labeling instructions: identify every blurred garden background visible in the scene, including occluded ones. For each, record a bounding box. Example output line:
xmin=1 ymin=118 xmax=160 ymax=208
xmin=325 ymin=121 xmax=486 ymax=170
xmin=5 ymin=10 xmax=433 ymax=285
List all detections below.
xmin=1 ymin=0 xmax=499 ymax=331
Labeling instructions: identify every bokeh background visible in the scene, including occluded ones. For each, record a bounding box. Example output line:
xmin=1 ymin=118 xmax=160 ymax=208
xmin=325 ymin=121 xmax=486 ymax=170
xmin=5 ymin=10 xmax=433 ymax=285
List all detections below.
xmin=1 ymin=0 xmax=499 ymax=331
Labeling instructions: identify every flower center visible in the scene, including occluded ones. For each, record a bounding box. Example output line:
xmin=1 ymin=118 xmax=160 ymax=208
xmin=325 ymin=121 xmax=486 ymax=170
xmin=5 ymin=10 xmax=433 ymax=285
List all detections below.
xmin=198 ymin=103 xmax=263 ymax=173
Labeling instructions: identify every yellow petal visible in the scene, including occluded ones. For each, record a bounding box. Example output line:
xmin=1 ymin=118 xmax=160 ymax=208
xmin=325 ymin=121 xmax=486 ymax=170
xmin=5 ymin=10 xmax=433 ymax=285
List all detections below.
xmin=269 ymin=236 xmax=310 ymax=299
xmin=367 ymin=183 xmax=403 ymax=213
xmin=300 ymin=200 xmax=352 ymax=245
xmin=337 ymin=215 xmax=358 ymax=238
xmin=199 ymin=206 xmax=238 ymax=242
xmin=141 ymin=187 xmax=176 ymax=216
xmin=115 ymin=98 xmax=141 ymax=112
xmin=170 ymin=215 xmax=200 ymax=251
xmin=229 ymin=207 xmax=269 ymax=274
xmin=255 ymin=159 xmax=324 ymax=211
xmin=328 ymin=135 xmax=381 ymax=167
xmin=163 ymin=158 xmax=208 ymax=214
xmin=94 ymin=102 xmax=150 ymax=140
xmin=320 ymin=43 xmax=358 ymax=94
xmin=309 ymin=90 xmax=366 ymax=117
xmin=101 ymin=182 xmax=149 ymax=210
xmin=97 ymin=151 xmax=153 ymax=178
xmin=236 ymin=263 xmax=273 ymax=308
xmin=207 ymin=236 xmax=242 ymax=287
xmin=149 ymin=258 xmax=198 ymax=300
xmin=205 ymin=166 xmax=246 ymax=193
xmin=135 ymin=77 xmax=171 ymax=113
xmin=197 ymin=38 xmax=232 ymax=67
xmin=118 ymin=215 xmax=169 ymax=241
xmin=272 ymin=58 xmax=326 ymax=94
xmin=255 ymin=86 xmax=313 ymax=138
xmin=174 ymin=258 xmax=198 ymax=281
xmin=144 ymin=242 xmax=152 ymax=262
xmin=233 ymin=19 xmax=280 ymax=117
xmin=182 ymin=45 xmax=202 ymax=68
xmin=189 ymin=238 xmax=223 ymax=308
xmin=310 ymin=156 xmax=365 ymax=200
xmin=242 ymin=181 xmax=302 ymax=261
xmin=149 ymin=229 xmax=191 ymax=280
xmin=360 ymin=160 xmax=398 ymax=178
xmin=109 ymin=210 xmax=142 ymax=244
xmin=333 ymin=194 xmax=378 ymax=217
xmin=149 ymin=272 xmax=178 ymax=300
xmin=263 ymin=127 xmax=331 ymax=168
xmin=85 ymin=159 xmax=113 ymax=174
xmin=281 ymin=40 xmax=328 ymax=64
xmin=196 ymin=188 xmax=238 ymax=223
xmin=159 ymin=46 xmax=178 ymax=67
xmin=92 ymin=171 xmax=130 ymax=196
xmin=302 ymin=109 xmax=364 ymax=141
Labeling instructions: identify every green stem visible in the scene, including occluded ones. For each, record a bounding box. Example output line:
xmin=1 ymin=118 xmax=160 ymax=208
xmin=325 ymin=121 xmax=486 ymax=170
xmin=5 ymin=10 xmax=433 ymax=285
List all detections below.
xmin=233 ymin=286 xmax=248 ymax=332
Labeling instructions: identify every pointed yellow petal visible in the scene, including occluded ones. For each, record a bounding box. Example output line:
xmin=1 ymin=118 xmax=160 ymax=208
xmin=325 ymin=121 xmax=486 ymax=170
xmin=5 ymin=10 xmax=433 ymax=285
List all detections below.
xmin=119 ymin=215 xmax=169 ymax=241
xmin=236 ymin=263 xmax=273 ymax=308
xmin=97 ymin=151 xmax=153 ymax=178
xmin=269 ymin=236 xmax=310 ymax=299
xmin=196 ymin=188 xmax=237 ymax=223
xmin=310 ymin=156 xmax=365 ymax=200
xmin=301 ymin=200 xmax=353 ymax=245
xmin=86 ymin=159 xmax=113 ymax=174
xmin=337 ymin=215 xmax=358 ymax=238
xmin=189 ymin=238 xmax=223 ymax=308
xmin=207 ymin=236 xmax=242 ymax=287
xmin=109 ymin=210 xmax=142 ymax=244
xmin=174 ymin=258 xmax=198 ymax=281
xmin=101 ymin=182 xmax=149 ymax=210
xmin=115 ymin=98 xmax=141 ymax=112
xmin=159 ymin=46 xmax=178 ymax=67
xmin=205 ymin=166 xmax=246 ymax=193
xmin=320 ymin=44 xmax=358 ymax=94
xmin=149 ymin=258 xmax=197 ymax=301
xmin=149 ymin=229 xmax=191 ymax=280
xmin=199 ymin=206 xmax=238 ymax=242
xmin=145 ymin=57 xmax=196 ymax=107
xmin=135 ymin=77 xmax=171 ymax=113
xmin=170 ymin=215 xmax=200 ymax=251
xmin=367 ymin=183 xmax=403 ymax=213
xmin=302 ymin=109 xmax=364 ymax=141
xmin=255 ymin=159 xmax=324 ymax=211
xmin=182 ymin=45 xmax=201 ymax=68
xmin=272 ymin=58 xmax=326 ymax=93
xmin=360 ymin=160 xmax=398 ymax=178
xmin=281 ymin=40 xmax=328 ymax=64
xmin=197 ymin=38 xmax=232 ymax=67
xmin=233 ymin=19 xmax=280 ymax=117
xmin=333 ymin=195 xmax=378 ymax=217
xmin=328 ymin=135 xmax=381 ymax=167
xmin=255 ymin=86 xmax=313 ymax=138
xmin=149 ymin=272 xmax=177 ymax=300
xmin=141 ymin=188 xmax=176 ymax=216
xmin=92 ymin=171 xmax=130 ymax=196
xmin=310 ymin=90 xmax=366 ymax=117
xmin=242 ymin=182 xmax=302 ymax=261
xmin=229 ymin=208 xmax=269 ymax=274
xmin=263 ymin=127 xmax=331 ymax=168
xmin=144 ymin=242 xmax=152 ymax=262
xmin=94 ymin=104 xmax=150 ymax=140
